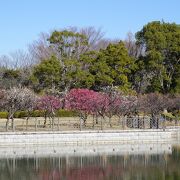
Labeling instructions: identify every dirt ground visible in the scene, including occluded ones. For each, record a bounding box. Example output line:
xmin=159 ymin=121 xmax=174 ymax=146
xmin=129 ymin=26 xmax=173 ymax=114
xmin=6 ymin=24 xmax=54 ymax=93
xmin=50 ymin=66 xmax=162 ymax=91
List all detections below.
xmin=0 ymin=116 xmax=122 ymax=132
xmin=0 ymin=116 xmax=179 ymax=132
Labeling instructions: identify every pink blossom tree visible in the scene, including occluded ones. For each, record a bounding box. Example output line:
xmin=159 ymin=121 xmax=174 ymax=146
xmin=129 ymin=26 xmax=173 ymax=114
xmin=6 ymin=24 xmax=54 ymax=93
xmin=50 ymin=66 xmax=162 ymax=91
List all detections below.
xmin=90 ymin=92 xmax=109 ymax=130
xmin=104 ymin=91 xmax=123 ymax=128
xmin=66 ymin=88 xmax=123 ymax=130
xmin=65 ymin=88 xmax=98 ymax=130
xmin=37 ymin=95 xmax=62 ymax=129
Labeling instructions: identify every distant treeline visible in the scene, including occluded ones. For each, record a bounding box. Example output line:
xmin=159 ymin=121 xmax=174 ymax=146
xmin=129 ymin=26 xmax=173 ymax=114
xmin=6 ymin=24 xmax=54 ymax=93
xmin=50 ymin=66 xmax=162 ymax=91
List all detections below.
xmin=0 ymin=21 xmax=179 ymax=94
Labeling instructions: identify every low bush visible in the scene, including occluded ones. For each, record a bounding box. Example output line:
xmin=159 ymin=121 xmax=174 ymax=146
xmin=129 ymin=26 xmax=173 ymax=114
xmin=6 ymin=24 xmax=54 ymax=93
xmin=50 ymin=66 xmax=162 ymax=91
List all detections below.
xmin=14 ymin=111 xmax=28 ymax=118
xmin=0 ymin=112 xmax=8 ymax=118
xmin=56 ymin=109 xmax=78 ymax=117
xmin=0 ymin=110 xmax=78 ymax=118
xmin=31 ymin=110 xmax=44 ymax=117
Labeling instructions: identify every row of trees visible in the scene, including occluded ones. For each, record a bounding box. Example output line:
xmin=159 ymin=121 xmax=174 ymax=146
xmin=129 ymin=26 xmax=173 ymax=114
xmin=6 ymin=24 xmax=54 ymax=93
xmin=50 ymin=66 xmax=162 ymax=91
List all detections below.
xmin=0 ymin=87 xmax=179 ymax=131
xmin=0 ymin=21 xmax=179 ymax=94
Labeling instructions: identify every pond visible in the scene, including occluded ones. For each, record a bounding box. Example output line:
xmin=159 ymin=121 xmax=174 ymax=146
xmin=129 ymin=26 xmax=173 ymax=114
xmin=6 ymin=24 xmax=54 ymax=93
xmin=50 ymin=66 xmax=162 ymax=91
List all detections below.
xmin=0 ymin=143 xmax=180 ymax=180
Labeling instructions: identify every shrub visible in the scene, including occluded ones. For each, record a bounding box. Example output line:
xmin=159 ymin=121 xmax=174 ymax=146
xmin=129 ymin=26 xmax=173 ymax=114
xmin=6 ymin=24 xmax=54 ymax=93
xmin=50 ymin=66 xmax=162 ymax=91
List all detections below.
xmin=56 ymin=109 xmax=78 ymax=117
xmin=31 ymin=110 xmax=44 ymax=117
xmin=0 ymin=109 xmax=78 ymax=118
xmin=14 ymin=111 xmax=28 ymax=118
xmin=0 ymin=112 xmax=8 ymax=118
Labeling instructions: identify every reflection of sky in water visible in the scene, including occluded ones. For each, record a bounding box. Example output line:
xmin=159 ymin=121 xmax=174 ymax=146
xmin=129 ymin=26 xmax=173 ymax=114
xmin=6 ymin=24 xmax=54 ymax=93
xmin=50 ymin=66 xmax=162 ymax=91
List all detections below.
xmin=0 ymin=143 xmax=180 ymax=180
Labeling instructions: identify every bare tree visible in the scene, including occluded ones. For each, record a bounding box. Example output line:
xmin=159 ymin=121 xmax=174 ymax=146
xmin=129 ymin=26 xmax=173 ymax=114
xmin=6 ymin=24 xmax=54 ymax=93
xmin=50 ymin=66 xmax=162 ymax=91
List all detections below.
xmin=28 ymin=27 xmax=113 ymax=63
xmin=28 ymin=32 xmax=54 ymax=62
xmin=124 ymin=32 xmax=144 ymax=58
xmin=0 ymin=55 xmax=13 ymax=68
xmin=0 ymin=50 xmax=34 ymax=69
xmin=79 ymin=27 xmax=105 ymax=50
xmin=10 ymin=50 xmax=34 ymax=68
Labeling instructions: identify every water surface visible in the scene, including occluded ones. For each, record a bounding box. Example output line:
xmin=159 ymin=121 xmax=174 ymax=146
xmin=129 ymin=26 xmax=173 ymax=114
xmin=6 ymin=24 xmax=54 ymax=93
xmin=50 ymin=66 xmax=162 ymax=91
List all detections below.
xmin=0 ymin=144 xmax=180 ymax=180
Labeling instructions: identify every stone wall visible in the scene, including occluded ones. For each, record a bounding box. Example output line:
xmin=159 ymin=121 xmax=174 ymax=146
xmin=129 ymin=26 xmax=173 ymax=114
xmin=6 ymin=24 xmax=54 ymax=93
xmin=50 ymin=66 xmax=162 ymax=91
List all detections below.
xmin=0 ymin=129 xmax=179 ymax=147
xmin=0 ymin=142 xmax=175 ymax=159
xmin=0 ymin=129 xmax=179 ymax=158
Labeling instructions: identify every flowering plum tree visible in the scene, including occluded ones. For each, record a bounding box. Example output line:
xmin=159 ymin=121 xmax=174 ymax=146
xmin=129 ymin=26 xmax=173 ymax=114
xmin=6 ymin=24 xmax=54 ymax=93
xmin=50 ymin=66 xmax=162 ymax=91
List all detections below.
xmin=65 ymin=88 xmax=98 ymax=129
xmin=141 ymin=93 xmax=167 ymax=128
xmin=98 ymin=91 xmax=121 ymax=128
xmin=37 ymin=95 xmax=62 ymax=129
xmin=21 ymin=88 xmax=37 ymax=130
xmin=91 ymin=92 xmax=109 ymax=130
xmin=2 ymin=87 xmax=37 ymax=131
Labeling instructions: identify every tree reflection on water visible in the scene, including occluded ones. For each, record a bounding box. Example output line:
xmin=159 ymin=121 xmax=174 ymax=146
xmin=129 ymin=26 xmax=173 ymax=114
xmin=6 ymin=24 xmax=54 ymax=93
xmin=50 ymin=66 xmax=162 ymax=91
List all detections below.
xmin=0 ymin=146 xmax=180 ymax=180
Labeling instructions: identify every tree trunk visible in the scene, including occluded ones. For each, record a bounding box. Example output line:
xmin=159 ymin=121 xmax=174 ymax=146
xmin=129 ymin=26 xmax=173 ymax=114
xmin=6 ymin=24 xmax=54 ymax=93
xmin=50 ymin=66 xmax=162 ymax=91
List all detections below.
xmin=58 ymin=117 xmax=60 ymax=131
xmin=6 ymin=117 xmax=10 ymax=131
xmin=163 ymin=115 xmax=166 ymax=131
xmin=49 ymin=116 xmax=52 ymax=129
xmin=95 ymin=115 xmax=99 ymax=124
xmin=122 ymin=116 xmax=125 ymax=129
xmin=11 ymin=118 xmax=15 ymax=132
xmin=101 ymin=117 xmax=103 ymax=130
xmin=43 ymin=113 xmax=47 ymax=128
xmin=6 ymin=112 xmax=14 ymax=131
xmin=83 ymin=114 xmax=87 ymax=127
xmin=35 ymin=117 xmax=37 ymax=131
xmin=142 ymin=114 xmax=145 ymax=129
xmin=150 ymin=114 xmax=154 ymax=129
xmin=52 ymin=116 xmax=54 ymax=131
xmin=118 ymin=116 xmax=121 ymax=127
xmin=109 ymin=117 xmax=112 ymax=128
xmin=137 ymin=115 xmax=140 ymax=129
xmin=156 ymin=117 xmax=159 ymax=129
xmin=92 ymin=115 xmax=95 ymax=129
xmin=26 ymin=116 xmax=29 ymax=131
xmin=80 ymin=117 xmax=82 ymax=131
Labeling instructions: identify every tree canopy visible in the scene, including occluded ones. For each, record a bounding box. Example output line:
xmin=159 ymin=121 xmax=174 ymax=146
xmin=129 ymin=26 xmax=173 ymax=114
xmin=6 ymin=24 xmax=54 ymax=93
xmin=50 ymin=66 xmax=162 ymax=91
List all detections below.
xmin=0 ymin=22 xmax=179 ymax=95
xmin=136 ymin=21 xmax=180 ymax=93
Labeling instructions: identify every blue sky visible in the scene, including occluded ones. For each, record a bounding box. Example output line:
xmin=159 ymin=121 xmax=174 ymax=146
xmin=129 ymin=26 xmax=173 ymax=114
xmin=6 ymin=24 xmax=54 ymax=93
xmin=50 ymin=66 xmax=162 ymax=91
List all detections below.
xmin=0 ymin=0 xmax=179 ymax=55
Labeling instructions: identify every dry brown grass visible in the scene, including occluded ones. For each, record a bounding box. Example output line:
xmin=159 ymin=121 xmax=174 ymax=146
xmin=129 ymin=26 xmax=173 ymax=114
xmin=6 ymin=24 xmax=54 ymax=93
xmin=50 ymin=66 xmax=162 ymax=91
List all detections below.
xmin=0 ymin=116 xmax=179 ymax=132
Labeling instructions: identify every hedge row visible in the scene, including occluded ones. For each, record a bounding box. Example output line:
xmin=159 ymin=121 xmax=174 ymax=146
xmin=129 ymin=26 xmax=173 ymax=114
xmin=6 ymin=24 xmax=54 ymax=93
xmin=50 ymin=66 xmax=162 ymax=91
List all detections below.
xmin=0 ymin=110 xmax=78 ymax=119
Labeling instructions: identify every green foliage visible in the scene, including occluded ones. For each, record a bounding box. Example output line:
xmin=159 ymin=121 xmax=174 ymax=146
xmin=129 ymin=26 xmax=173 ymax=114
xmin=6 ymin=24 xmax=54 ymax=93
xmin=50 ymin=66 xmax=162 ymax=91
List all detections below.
xmin=3 ymin=69 xmax=20 ymax=79
xmin=48 ymin=30 xmax=88 ymax=59
xmin=93 ymin=41 xmax=134 ymax=91
xmin=31 ymin=110 xmax=45 ymax=117
xmin=1 ymin=22 xmax=179 ymax=95
xmin=33 ymin=56 xmax=62 ymax=91
xmin=14 ymin=111 xmax=28 ymax=118
xmin=0 ymin=110 xmax=78 ymax=118
xmin=55 ymin=109 xmax=78 ymax=117
xmin=136 ymin=21 xmax=180 ymax=93
xmin=162 ymin=112 xmax=176 ymax=119
xmin=0 ymin=68 xmax=21 ymax=89
xmin=0 ymin=112 xmax=8 ymax=118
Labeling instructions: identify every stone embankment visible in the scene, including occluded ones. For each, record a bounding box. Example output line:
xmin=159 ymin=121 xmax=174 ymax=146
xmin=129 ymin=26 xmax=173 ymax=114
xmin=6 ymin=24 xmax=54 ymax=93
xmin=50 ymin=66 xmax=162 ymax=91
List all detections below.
xmin=0 ymin=128 xmax=179 ymax=158
xmin=0 ymin=128 xmax=179 ymax=146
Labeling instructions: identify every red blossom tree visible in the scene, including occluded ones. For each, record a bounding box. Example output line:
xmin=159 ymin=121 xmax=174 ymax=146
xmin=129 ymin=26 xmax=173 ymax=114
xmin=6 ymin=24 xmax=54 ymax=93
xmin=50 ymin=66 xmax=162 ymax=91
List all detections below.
xmin=65 ymin=88 xmax=118 ymax=130
xmin=65 ymin=88 xmax=98 ymax=129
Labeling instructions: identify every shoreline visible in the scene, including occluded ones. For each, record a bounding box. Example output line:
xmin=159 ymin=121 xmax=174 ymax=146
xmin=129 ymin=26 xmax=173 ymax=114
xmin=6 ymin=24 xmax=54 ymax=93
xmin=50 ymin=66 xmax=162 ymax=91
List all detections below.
xmin=0 ymin=142 xmax=177 ymax=159
xmin=0 ymin=128 xmax=179 ymax=146
xmin=0 ymin=128 xmax=179 ymax=158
